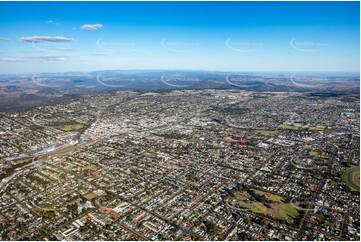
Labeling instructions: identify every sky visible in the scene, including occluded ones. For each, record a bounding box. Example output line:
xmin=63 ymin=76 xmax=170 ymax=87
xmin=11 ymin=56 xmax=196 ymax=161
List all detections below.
xmin=0 ymin=1 xmax=359 ymax=74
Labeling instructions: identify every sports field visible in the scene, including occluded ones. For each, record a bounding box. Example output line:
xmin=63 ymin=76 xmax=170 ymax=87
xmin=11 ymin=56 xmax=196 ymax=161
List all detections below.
xmin=342 ymin=166 xmax=360 ymax=192
xmin=58 ymin=123 xmax=86 ymax=132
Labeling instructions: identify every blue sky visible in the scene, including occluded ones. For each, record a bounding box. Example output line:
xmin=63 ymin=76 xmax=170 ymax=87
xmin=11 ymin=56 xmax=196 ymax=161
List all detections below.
xmin=0 ymin=1 xmax=359 ymax=74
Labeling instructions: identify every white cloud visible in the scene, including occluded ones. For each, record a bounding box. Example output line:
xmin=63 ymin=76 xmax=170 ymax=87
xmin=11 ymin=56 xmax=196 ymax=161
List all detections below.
xmin=19 ymin=36 xmax=74 ymax=43
xmin=0 ymin=55 xmax=67 ymax=62
xmin=0 ymin=38 xmax=10 ymax=41
xmin=81 ymin=23 xmax=103 ymax=30
xmin=43 ymin=56 xmax=66 ymax=62
xmin=47 ymin=20 xmax=53 ymax=23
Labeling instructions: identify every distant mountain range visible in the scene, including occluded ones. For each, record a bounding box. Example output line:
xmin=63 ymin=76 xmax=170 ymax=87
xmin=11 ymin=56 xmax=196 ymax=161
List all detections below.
xmin=0 ymin=70 xmax=359 ymax=112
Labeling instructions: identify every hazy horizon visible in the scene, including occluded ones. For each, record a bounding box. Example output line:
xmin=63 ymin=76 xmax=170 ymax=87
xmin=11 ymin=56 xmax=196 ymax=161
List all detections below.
xmin=0 ymin=69 xmax=360 ymax=76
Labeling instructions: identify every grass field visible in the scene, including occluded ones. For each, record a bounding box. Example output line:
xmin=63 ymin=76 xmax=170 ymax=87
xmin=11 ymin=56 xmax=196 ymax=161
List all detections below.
xmin=254 ymin=130 xmax=279 ymax=136
xmin=82 ymin=164 xmax=97 ymax=170
xmin=13 ymin=157 xmax=32 ymax=165
xmin=14 ymin=128 xmax=28 ymax=133
xmin=189 ymin=138 xmax=201 ymax=142
xmin=39 ymin=203 xmax=56 ymax=209
xmin=251 ymin=203 xmax=268 ymax=214
xmin=274 ymin=204 xmax=298 ymax=220
xmin=342 ymin=166 xmax=360 ymax=192
xmin=309 ymin=151 xmax=330 ymax=159
xmin=277 ymin=124 xmax=301 ymax=130
xmin=228 ymin=189 xmax=298 ymax=222
xmin=253 ymin=189 xmax=283 ymax=202
xmin=277 ymin=123 xmax=327 ymax=132
xmin=144 ymin=152 xmax=156 ymax=158
xmin=58 ymin=123 xmax=86 ymax=132
xmin=308 ymin=125 xmax=327 ymax=131
xmin=84 ymin=192 xmax=97 ymax=200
